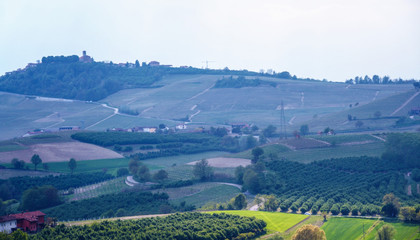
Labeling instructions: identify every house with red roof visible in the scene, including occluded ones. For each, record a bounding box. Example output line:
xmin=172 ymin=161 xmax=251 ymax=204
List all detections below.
xmin=0 ymin=211 xmax=46 ymax=233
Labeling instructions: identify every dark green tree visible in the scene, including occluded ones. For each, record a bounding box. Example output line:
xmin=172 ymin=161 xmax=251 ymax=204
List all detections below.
xmin=300 ymin=125 xmax=309 ymax=136
xmin=30 ymin=154 xmax=42 ymax=170
xmin=137 ymin=165 xmax=151 ymax=182
xmin=68 ymin=158 xmax=77 ymax=175
xmin=235 ymin=166 xmax=245 ymax=184
xmin=193 ymin=159 xmax=214 ymax=181
xmin=153 ymin=169 xmax=168 ymax=181
xmin=251 ymin=147 xmax=264 ymax=164
xmin=243 ymin=169 xmax=261 ymax=194
xmin=263 ymin=125 xmax=277 ymax=137
xmin=117 ymin=167 xmax=129 ymax=177
xmin=381 ymin=193 xmax=400 ymax=217
xmin=233 ymin=193 xmax=247 ymax=210
xmin=128 ymin=159 xmax=139 ymax=175
xmin=246 ymin=135 xmax=257 ymax=149
xmin=11 ymin=158 xmax=25 ymax=169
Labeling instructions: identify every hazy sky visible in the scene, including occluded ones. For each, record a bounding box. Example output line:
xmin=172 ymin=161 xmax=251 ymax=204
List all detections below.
xmin=1 ymin=0 xmax=419 ymax=82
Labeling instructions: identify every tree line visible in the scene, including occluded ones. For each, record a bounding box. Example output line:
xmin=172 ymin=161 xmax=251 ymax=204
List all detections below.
xmin=345 ymin=75 xmax=419 ymax=85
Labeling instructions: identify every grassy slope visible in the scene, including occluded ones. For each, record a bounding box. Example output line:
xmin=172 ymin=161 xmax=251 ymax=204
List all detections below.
xmin=322 ymin=217 xmax=420 ymax=240
xmin=208 ymin=210 xmax=308 ymax=234
xmin=0 ymin=76 xmax=414 ymax=140
xmin=308 ymin=89 xmax=419 ymax=132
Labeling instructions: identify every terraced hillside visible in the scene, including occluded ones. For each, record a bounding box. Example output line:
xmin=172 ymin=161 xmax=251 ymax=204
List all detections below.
xmin=0 ymin=74 xmax=415 ymax=140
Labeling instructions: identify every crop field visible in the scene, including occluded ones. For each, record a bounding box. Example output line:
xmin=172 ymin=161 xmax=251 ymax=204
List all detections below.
xmin=170 ymin=184 xmax=240 ymax=207
xmin=322 ymin=217 xmax=420 ymax=240
xmin=281 ymin=138 xmax=330 ymax=149
xmin=312 ymin=134 xmax=380 ymax=144
xmin=153 ymin=182 xmax=238 ymax=200
xmin=46 ymin=158 xmax=129 ymax=174
xmin=208 ymin=210 xmax=308 ymax=233
xmin=230 ymin=141 xmax=385 ymax=163
xmin=0 ymin=142 xmax=123 ymax=164
xmin=0 ymin=92 xmax=114 ymax=140
xmin=0 ymin=144 xmax=26 ymax=152
xmin=64 ymin=177 xmax=128 ymax=202
xmin=308 ymin=89 xmax=420 ymax=132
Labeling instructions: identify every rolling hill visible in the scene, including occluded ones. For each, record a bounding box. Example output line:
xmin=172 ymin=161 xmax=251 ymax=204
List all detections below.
xmin=0 ymin=73 xmax=416 ymax=140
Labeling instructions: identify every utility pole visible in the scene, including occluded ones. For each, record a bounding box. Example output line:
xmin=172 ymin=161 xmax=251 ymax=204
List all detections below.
xmin=279 ymin=100 xmax=287 ymax=139
xmin=363 ymin=223 xmax=365 ymax=240
xmin=202 ymin=60 xmax=215 ymax=69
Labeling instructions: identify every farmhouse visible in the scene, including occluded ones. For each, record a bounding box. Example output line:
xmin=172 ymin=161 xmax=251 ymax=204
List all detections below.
xmin=0 ymin=211 xmax=46 ymax=233
xmin=176 ymin=124 xmax=187 ymax=130
xmin=0 ymin=216 xmax=17 ymax=234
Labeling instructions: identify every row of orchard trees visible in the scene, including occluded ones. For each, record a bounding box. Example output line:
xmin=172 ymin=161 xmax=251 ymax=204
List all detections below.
xmin=31 ymin=213 xmax=266 ymax=240
xmin=257 ymin=193 xmax=420 ymax=220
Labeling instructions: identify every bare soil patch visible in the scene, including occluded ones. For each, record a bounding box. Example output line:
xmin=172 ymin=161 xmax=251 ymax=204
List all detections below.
xmin=187 ymin=157 xmax=251 ymax=168
xmin=0 ymin=142 xmax=123 ymax=163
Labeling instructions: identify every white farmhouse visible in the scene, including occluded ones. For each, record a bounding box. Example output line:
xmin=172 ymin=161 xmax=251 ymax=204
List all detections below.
xmin=0 ymin=216 xmax=17 ymax=234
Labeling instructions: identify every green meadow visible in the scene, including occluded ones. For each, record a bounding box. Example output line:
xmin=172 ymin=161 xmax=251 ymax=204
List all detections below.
xmin=208 ymin=210 xmax=308 ymax=234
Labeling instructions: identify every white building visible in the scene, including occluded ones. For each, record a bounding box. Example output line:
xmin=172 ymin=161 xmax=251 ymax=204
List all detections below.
xmin=0 ymin=216 xmax=17 ymax=234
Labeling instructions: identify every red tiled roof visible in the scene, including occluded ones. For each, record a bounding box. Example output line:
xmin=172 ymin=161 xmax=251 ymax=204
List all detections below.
xmin=8 ymin=211 xmax=45 ymax=222
xmin=0 ymin=215 xmax=17 ymax=223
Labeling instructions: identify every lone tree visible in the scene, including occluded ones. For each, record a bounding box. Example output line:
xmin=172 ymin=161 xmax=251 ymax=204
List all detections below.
xmin=381 ymin=193 xmax=400 ymax=217
xmin=232 ymin=193 xmax=247 ymax=210
xmin=263 ymin=125 xmax=277 ymax=138
xmin=376 ymin=224 xmax=396 ymax=240
xmin=300 ymin=124 xmax=309 ymax=136
xmin=68 ymin=158 xmax=77 ymax=175
xmin=292 ymin=225 xmax=326 ymax=240
xmin=251 ymin=147 xmax=264 ymax=164
xmin=153 ymin=169 xmax=168 ymax=181
xmin=193 ymin=159 xmax=214 ymax=181
xmin=355 ymin=120 xmax=364 ymax=128
xmin=31 ymin=154 xmax=42 ymax=170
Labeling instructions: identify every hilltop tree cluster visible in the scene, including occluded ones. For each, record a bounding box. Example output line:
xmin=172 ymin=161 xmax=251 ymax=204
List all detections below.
xmin=345 ymin=75 xmax=419 ymax=85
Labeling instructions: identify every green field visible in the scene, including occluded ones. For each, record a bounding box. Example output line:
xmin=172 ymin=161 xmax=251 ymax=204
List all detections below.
xmin=208 ymin=210 xmax=308 ymax=233
xmin=0 ymin=144 xmax=26 ymax=152
xmin=322 ymin=217 xmax=420 ymax=240
xmin=46 ymin=158 xmax=129 ymax=174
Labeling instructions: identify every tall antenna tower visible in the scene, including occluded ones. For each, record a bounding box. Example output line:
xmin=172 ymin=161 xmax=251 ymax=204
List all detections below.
xmin=279 ymin=100 xmax=287 ymax=139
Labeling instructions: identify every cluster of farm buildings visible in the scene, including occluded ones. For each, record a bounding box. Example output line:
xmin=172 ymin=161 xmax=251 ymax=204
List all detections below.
xmin=0 ymin=211 xmax=46 ymax=234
